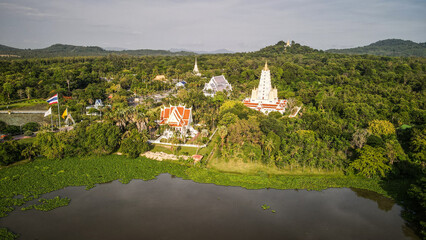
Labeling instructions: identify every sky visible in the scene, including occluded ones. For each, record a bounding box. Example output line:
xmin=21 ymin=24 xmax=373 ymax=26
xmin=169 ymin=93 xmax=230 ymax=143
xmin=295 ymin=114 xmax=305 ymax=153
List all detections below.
xmin=0 ymin=0 xmax=425 ymax=52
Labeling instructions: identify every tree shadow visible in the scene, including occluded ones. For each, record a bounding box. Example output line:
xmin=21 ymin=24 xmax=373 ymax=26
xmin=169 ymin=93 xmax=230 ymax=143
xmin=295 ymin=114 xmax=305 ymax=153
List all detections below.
xmin=350 ymin=187 xmax=395 ymax=212
xmin=378 ymin=178 xmax=422 ymax=239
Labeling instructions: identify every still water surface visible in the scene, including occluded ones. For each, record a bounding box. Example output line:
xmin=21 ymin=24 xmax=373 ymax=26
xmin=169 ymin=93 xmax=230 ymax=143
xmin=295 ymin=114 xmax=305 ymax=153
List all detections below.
xmin=0 ymin=174 xmax=419 ymax=240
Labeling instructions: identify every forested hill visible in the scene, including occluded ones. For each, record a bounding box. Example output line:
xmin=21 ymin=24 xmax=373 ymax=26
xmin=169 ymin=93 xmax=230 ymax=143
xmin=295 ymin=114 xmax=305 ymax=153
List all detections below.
xmin=0 ymin=44 xmax=194 ymax=58
xmin=327 ymin=39 xmax=426 ymax=57
xmin=251 ymin=41 xmax=318 ymax=56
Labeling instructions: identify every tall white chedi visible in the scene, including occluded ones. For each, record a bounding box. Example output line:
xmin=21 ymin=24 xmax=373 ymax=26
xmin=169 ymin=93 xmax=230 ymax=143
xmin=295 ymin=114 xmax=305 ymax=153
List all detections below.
xmin=251 ymin=61 xmax=278 ymax=102
xmin=193 ymin=58 xmax=201 ymax=76
xmin=243 ymin=61 xmax=287 ymax=115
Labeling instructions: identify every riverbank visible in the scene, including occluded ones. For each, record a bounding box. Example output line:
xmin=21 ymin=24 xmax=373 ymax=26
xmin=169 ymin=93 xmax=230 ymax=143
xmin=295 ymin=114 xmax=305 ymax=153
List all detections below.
xmin=0 ymin=154 xmax=417 ymax=239
xmin=0 ymin=155 xmax=396 ymax=216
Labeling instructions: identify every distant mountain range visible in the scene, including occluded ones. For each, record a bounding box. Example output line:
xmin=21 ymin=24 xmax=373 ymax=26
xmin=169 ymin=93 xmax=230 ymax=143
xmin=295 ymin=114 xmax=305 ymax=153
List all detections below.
xmin=0 ymin=44 xmax=195 ymax=58
xmin=1 ymin=39 xmax=425 ymax=58
xmin=169 ymin=48 xmax=234 ymax=54
xmin=326 ymin=39 xmax=426 ymax=57
xmin=0 ymin=44 xmax=235 ymax=58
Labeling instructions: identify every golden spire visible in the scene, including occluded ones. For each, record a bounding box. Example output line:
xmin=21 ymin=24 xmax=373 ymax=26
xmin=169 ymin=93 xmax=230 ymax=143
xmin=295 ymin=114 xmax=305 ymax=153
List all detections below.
xmin=263 ymin=61 xmax=269 ymax=71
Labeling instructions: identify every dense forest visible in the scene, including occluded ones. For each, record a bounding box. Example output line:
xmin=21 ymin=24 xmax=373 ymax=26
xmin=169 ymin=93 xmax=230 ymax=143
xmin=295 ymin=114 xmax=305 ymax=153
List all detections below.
xmin=327 ymin=39 xmax=426 ymax=57
xmin=0 ymin=41 xmax=425 ymax=236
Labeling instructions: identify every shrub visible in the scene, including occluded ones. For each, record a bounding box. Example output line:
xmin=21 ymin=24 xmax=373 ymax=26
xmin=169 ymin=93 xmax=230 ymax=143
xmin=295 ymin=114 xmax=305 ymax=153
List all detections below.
xmin=0 ymin=140 xmax=25 ymax=165
xmin=33 ymin=132 xmax=66 ymax=159
xmin=84 ymin=122 xmax=121 ymax=155
xmin=0 ymin=120 xmax=7 ymax=132
xmin=24 ymin=130 xmax=33 ymax=136
xmin=5 ymin=125 xmax=21 ymax=135
xmin=119 ymin=129 xmax=149 ymax=158
xmin=22 ymin=122 xmax=40 ymax=132
xmin=349 ymin=146 xmax=391 ymax=178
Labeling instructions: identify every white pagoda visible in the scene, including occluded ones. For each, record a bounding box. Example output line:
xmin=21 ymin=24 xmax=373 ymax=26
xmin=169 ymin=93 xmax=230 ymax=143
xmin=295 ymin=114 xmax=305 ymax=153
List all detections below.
xmin=193 ymin=58 xmax=201 ymax=77
xmin=242 ymin=62 xmax=287 ymax=114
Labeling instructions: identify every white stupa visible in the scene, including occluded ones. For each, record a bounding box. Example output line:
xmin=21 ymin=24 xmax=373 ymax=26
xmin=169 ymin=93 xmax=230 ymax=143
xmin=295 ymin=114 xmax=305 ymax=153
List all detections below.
xmin=242 ymin=61 xmax=287 ymax=115
xmin=193 ymin=58 xmax=201 ymax=77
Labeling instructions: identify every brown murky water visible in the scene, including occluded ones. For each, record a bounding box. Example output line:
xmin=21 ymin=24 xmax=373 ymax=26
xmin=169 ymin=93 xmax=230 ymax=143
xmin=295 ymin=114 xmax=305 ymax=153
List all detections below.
xmin=0 ymin=174 xmax=419 ymax=240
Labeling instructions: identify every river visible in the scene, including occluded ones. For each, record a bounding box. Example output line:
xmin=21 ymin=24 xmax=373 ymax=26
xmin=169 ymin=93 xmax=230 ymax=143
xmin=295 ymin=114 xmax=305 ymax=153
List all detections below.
xmin=0 ymin=174 xmax=419 ymax=240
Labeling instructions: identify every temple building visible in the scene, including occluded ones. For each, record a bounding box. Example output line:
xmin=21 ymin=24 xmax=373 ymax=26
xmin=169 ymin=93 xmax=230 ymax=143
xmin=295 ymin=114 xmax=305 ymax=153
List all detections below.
xmin=193 ymin=58 xmax=201 ymax=77
xmin=285 ymin=40 xmax=290 ymax=47
xmin=242 ymin=62 xmax=287 ymax=114
xmin=153 ymin=75 xmax=167 ymax=81
xmin=159 ymin=105 xmax=198 ymax=138
xmin=203 ymin=75 xmax=232 ymax=97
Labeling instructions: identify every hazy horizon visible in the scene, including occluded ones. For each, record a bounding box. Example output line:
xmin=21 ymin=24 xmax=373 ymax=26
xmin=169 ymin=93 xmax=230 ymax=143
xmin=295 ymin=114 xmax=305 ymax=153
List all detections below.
xmin=0 ymin=0 xmax=425 ymax=52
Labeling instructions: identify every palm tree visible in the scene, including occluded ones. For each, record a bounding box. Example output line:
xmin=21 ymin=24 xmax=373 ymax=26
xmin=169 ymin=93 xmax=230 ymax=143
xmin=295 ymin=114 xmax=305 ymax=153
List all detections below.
xmin=264 ymin=138 xmax=275 ymax=159
xmin=217 ymin=126 xmax=228 ymax=150
xmin=25 ymin=87 xmax=32 ymax=99
xmin=170 ymin=135 xmax=180 ymax=155
xmin=248 ymin=151 xmax=256 ymax=162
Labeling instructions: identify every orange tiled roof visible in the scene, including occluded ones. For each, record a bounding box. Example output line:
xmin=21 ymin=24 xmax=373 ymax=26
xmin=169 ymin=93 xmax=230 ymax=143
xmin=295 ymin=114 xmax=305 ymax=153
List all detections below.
xmin=242 ymin=99 xmax=287 ymax=111
xmin=160 ymin=105 xmax=192 ymax=128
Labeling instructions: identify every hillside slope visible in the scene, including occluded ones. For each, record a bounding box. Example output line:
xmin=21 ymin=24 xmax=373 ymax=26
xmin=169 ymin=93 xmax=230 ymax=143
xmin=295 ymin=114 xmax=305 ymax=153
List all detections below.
xmin=327 ymin=39 xmax=426 ymax=57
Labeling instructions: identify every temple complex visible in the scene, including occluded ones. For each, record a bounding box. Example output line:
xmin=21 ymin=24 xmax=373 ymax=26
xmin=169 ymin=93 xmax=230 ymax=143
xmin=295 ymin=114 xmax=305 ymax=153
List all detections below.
xmin=203 ymin=75 xmax=232 ymax=97
xmin=242 ymin=62 xmax=287 ymax=114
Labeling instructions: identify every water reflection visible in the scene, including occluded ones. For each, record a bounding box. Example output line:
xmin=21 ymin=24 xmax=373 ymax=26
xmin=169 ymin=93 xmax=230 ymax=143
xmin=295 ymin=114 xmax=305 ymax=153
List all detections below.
xmin=350 ymin=187 xmax=395 ymax=212
xmin=0 ymin=174 xmax=419 ymax=240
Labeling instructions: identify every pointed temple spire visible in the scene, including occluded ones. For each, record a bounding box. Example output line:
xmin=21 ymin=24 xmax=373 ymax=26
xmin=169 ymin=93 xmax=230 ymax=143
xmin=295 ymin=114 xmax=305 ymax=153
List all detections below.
xmin=263 ymin=61 xmax=269 ymax=71
xmin=193 ymin=58 xmax=201 ymax=76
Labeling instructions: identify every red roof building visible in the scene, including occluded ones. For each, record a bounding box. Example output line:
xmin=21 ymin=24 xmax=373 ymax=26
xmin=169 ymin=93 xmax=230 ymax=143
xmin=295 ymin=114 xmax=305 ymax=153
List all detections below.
xmin=159 ymin=105 xmax=194 ymax=136
xmin=192 ymin=155 xmax=203 ymax=162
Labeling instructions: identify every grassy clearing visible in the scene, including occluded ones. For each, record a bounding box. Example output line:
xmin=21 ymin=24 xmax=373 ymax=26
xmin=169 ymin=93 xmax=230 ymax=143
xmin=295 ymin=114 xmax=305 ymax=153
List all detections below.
xmin=0 ymin=113 xmax=46 ymax=126
xmin=150 ymin=144 xmax=199 ymax=156
xmin=150 ymin=145 xmax=173 ymax=154
xmin=208 ymin=156 xmax=345 ymax=176
xmin=0 ymin=154 xmax=397 ymax=220
xmin=150 ymin=134 xmax=218 ymax=157
xmin=0 ymin=99 xmax=47 ymax=111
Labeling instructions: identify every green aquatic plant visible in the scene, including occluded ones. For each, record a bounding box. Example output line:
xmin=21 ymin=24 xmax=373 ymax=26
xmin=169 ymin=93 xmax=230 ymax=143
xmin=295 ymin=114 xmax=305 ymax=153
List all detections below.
xmin=0 ymin=155 xmax=392 ymax=219
xmin=0 ymin=227 xmax=18 ymax=240
xmin=21 ymin=196 xmax=70 ymax=211
xmin=261 ymin=204 xmax=270 ymax=210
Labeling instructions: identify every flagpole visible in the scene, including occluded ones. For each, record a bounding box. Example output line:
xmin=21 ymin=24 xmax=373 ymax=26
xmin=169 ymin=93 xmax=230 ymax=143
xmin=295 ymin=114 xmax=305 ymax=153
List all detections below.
xmin=57 ymin=93 xmax=61 ymax=129
xmin=50 ymin=113 xmax=53 ymax=131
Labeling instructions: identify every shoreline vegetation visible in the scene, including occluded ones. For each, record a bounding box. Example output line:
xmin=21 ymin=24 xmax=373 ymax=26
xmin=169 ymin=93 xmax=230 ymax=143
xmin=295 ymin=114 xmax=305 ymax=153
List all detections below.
xmin=0 ymin=154 xmax=412 ymax=239
xmin=0 ymin=155 xmax=398 ymax=216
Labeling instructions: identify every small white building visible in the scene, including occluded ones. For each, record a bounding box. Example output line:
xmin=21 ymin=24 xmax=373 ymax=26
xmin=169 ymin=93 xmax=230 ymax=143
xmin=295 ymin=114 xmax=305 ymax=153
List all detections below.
xmin=203 ymin=75 xmax=232 ymax=97
xmin=86 ymin=99 xmax=107 ymax=115
xmin=175 ymin=81 xmax=187 ymax=88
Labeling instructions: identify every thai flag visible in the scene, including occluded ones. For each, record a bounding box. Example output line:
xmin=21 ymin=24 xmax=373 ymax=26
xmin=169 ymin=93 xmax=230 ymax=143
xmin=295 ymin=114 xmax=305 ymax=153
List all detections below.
xmin=47 ymin=94 xmax=58 ymax=105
